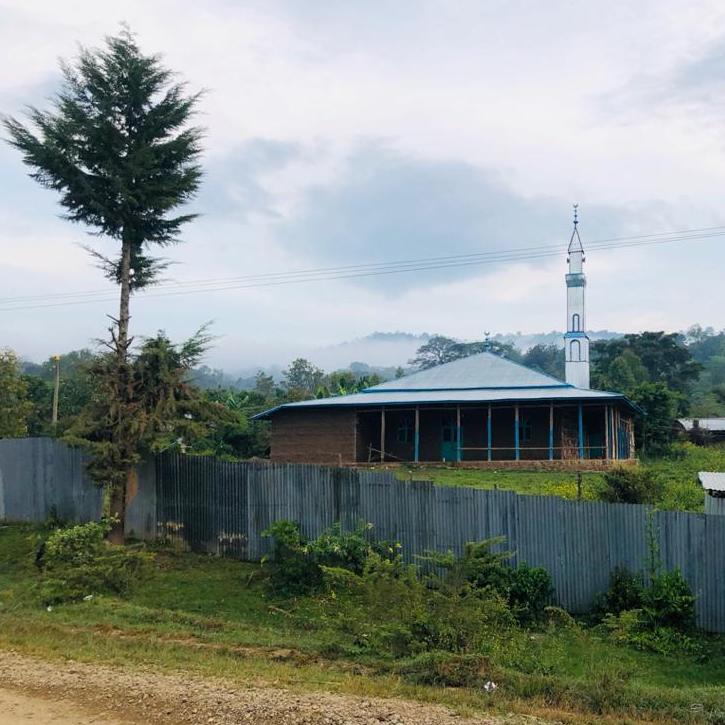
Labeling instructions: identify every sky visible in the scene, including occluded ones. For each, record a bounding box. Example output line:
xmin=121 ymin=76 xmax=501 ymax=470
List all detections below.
xmin=1 ymin=0 xmax=725 ymax=372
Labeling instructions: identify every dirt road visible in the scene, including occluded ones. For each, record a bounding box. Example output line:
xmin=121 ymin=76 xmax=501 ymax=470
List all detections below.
xmin=0 ymin=687 xmax=132 ymax=724
xmin=0 ymin=650 xmax=542 ymax=725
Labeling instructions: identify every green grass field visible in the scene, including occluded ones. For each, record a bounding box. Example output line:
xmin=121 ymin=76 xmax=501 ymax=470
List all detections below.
xmin=392 ymin=443 xmax=725 ymax=512
xmin=2 ymin=523 xmax=725 ymax=723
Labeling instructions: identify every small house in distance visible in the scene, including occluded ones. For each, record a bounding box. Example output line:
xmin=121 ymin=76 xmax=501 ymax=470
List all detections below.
xmin=699 ymin=472 xmax=725 ymax=516
xmin=676 ymin=418 xmax=725 ymax=445
xmin=255 ymin=352 xmax=639 ymax=466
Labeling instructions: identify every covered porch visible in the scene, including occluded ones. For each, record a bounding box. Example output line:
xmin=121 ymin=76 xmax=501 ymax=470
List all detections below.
xmin=355 ymin=402 xmax=635 ymax=464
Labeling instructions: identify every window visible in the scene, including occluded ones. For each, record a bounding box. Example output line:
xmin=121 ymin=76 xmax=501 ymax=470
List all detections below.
xmin=396 ymin=418 xmax=414 ymax=443
xmin=518 ymin=416 xmax=532 ymax=443
xmin=441 ymin=416 xmax=457 ymax=442
xmin=570 ymin=339 xmax=581 ymax=361
xmin=571 ymin=313 xmax=580 ymax=332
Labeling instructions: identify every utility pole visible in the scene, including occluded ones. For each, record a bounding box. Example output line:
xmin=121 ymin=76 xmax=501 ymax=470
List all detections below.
xmin=51 ymin=355 xmax=60 ymax=429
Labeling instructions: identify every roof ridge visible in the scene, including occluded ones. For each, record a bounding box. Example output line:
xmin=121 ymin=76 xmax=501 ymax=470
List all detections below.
xmin=364 ymin=350 xmax=568 ymax=393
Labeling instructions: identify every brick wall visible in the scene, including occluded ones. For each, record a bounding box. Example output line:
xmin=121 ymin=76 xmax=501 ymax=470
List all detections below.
xmin=270 ymin=408 xmax=357 ymax=464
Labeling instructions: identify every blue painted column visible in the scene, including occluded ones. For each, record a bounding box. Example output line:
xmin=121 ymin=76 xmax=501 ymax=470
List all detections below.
xmin=514 ymin=404 xmax=520 ymax=461
xmin=380 ymin=408 xmax=386 ymax=462
xmin=414 ymin=406 xmax=420 ymax=463
xmin=548 ymin=402 xmax=554 ymax=461
xmin=578 ymin=403 xmax=584 ymax=460
xmin=487 ymin=404 xmax=492 ymax=462
xmin=456 ymin=405 xmax=462 ymax=462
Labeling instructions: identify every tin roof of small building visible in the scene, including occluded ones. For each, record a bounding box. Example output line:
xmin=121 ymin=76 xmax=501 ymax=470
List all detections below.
xmin=254 ymin=352 xmax=641 ymax=420
xmin=699 ymin=472 xmax=725 ymax=492
xmin=678 ymin=418 xmax=725 ymax=432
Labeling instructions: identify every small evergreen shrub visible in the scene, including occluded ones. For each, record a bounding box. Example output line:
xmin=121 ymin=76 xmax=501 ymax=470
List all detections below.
xmin=596 ymin=563 xmax=698 ymax=653
xmin=423 ymin=538 xmax=553 ymax=623
xmin=596 ymin=566 xmax=644 ymax=616
xmin=261 ymin=520 xmax=320 ymax=597
xmin=641 ymin=568 xmax=696 ymax=630
xmin=318 ymin=553 xmax=516 ymax=659
xmin=596 ymin=467 xmax=664 ymax=504
xmin=508 ymin=563 xmax=555 ymax=624
xmin=601 ymin=609 xmax=703 ymax=656
xmin=39 ymin=520 xmax=154 ymax=604
xmin=261 ymin=520 xmax=400 ymax=597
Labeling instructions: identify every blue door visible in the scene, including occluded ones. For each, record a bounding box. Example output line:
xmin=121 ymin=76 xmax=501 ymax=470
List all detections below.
xmin=441 ymin=418 xmax=459 ymax=461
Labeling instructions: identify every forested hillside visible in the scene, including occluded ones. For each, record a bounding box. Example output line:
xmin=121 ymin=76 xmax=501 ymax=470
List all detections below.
xmin=3 ymin=325 xmax=724 ymax=460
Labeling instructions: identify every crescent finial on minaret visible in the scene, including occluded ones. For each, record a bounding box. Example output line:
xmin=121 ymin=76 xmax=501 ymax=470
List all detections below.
xmin=568 ymin=203 xmax=584 ymax=255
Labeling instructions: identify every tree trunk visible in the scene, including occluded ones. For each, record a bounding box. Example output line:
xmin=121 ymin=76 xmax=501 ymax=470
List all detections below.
xmin=118 ymin=234 xmax=132 ymax=357
xmin=108 ymin=476 xmax=128 ymax=545
xmin=108 ymin=235 xmax=133 ymax=544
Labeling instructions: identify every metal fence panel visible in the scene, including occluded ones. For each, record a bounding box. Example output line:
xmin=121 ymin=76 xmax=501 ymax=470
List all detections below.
xmin=0 ymin=438 xmax=102 ymax=522
xmin=2 ymin=438 xmax=725 ymax=631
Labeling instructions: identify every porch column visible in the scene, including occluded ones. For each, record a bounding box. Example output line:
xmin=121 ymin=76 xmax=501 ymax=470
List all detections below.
xmin=514 ymin=404 xmax=520 ymax=461
xmin=577 ymin=403 xmax=584 ymax=460
xmin=614 ymin=408 xmax=619 ymax=460
xmin=548 ymin=402 xmax=554 ymax=461
xmin=487 ymin=404 xmax=492 ymax=462
xmin=456 ymin=405 xmax=462 ymax=462
xmin=380 ymin=408 xmax=386 ymax=463
xmin=414 ymin=406 xmax=420 ymax=463
xmin=604 ymin=405 xmax=610 ymax=461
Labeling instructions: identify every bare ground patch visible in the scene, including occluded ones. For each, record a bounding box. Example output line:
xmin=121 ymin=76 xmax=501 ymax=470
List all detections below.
xmin=0 ymin=649 xmax=545 ymax=725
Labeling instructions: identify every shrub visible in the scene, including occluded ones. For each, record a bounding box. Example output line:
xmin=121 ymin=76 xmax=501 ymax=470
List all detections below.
xmin=596 ymin=467 xmax=664 ymax=504
xmin=39 ymin=521 xmax=154 ymax=604
xmin=601 ymin=609 xmax=703 ymax=656
xmin=316 ymin=548 xmax=517 ymax=660
xmin=309 ymin=522 xmax=400 ymax=574
xmin=423 ymin=539 xmax=553 ymax=623
xmin=261 ymin=520 xmax=401 ymax=597
xmin=394 ymin=651 xmax=494 ymax=687
xmin=642 ymin=568 xmax=696 ymax=630
xmin=261 ymin=520 xmax=320 ymax=597
xmin=597 ymin=564 xmax=695 ymax=630
xmin=596 ymin=566 xmax=644 ymax=616
xmin=508 ymin=563 xmax=555 ymax=624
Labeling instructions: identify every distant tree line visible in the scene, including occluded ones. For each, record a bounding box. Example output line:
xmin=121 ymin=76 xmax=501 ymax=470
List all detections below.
xmin=0 ymin=346 xmax=391 ymax=460
xmin=406 ymin=327 xmax=725 ymax=454
xmin=3 ymin=325 xmax=725 ymax=461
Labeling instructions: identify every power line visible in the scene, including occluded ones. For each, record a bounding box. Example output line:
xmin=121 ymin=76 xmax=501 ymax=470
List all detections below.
xmin=0 ymin=225 xmax=720 ymax=312
xmin=2 ymin=224 xmax=722 ymax=305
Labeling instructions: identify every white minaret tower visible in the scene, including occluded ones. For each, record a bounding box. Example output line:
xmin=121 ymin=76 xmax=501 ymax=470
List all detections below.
xmin=564 ymin=204 xmax=590 ymax=388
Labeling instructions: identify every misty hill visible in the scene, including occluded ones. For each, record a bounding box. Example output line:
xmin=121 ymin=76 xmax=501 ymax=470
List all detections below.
xmin=196 ymin=330 xmax=623 ymax=390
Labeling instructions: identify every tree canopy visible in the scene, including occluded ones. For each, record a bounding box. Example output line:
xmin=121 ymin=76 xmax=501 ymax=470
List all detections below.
xmin=0 ymin=350 xmax=33 ymax=438
xmin=4 ymin=28 xmax=204 ymax=540
xmin=408 ymin=335 xmax=523 ymax=370
xmin=4 ymin=28 xmax=203 ymax=292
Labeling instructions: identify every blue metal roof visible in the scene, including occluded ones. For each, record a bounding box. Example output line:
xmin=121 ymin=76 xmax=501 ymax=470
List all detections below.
xmin=366 ymin=352 xmax=565 ymax=392
xmin=254 ymin=352 xmax=642 ymax=419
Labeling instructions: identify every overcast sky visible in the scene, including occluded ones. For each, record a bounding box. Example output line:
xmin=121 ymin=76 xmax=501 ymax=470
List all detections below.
xmin=2 ymin=0 xmax=725 ymax=371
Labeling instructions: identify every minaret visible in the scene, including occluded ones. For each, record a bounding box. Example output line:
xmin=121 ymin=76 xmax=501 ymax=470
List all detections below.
xmin=564 ymin=204 xmax=590 ymax=388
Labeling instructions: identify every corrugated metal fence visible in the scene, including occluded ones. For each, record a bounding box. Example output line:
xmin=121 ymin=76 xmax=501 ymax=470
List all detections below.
xmin=2 ymin=437 xmax=725 ymax=631
xmin=0 ymin=437 xmax=102 ymax=522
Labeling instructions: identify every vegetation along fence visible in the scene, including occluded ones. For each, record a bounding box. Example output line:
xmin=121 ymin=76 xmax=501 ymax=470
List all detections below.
xmin=2 ymin=437 xmax=725 ymax=632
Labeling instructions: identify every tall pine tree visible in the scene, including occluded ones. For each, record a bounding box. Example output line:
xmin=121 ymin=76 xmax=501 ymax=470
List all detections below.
xmin=4 ymin=29 xmax=202 ymax=540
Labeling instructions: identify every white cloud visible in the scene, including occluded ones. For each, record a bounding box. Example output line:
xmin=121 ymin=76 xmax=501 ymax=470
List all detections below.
xmin=1 ymin=0 xmax=724 ymax=369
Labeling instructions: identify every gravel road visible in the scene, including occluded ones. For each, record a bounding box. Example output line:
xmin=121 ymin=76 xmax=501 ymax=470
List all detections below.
xmin=0 ymin=650 xmax=546 ymax=725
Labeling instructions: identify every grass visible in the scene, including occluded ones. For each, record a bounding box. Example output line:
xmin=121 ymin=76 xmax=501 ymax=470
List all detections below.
xmin=2 ymin=523 xmax=725 ymax=723
xmin=392 ymin=442 xmax=725 ymax=512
